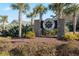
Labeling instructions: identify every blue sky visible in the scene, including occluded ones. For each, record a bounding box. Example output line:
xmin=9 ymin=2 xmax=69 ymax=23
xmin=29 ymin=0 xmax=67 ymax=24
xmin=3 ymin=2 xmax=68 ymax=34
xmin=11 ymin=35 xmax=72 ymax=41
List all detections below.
xmin=0 ymin=3 xmax=54 ymax=23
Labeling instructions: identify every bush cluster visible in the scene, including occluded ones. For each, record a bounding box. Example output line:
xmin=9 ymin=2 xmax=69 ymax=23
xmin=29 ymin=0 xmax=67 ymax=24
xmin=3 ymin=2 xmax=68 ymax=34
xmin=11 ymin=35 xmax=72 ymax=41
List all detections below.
xmin=64 ymin=32 xmax=79 ymax=40
xmin=25 ymin=31 xmax=35 ymax=39
xmin=43 ymin=29 xmax=58 ymax=37
xmin=1 ymin=25 xmax=32 ymax=38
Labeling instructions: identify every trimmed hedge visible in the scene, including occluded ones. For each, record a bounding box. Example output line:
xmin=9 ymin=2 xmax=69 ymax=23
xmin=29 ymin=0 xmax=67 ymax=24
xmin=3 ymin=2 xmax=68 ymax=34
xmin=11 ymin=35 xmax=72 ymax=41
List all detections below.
xmin=64 ymin=32 xmax=79 ymax=41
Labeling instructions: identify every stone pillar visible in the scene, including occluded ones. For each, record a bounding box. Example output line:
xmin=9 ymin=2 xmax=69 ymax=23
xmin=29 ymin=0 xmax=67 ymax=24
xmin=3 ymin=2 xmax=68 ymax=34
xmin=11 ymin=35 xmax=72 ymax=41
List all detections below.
xmin=57 ymin=19 xmax=65 ymax=39
xmin=34 ymin=20 xmax=42 ymax=37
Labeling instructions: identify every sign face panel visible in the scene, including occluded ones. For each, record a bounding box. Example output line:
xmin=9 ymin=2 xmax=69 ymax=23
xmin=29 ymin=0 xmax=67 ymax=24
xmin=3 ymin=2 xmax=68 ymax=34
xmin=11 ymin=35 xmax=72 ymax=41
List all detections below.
xmin=43 ymin=18 xmax=55 ymax=30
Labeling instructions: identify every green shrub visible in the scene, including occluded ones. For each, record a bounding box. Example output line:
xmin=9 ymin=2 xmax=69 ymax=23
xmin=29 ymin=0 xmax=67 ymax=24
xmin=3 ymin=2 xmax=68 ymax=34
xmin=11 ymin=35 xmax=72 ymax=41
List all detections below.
xmin=26 ymin=31 xmax=35 ymax=39
xmin=22 ymin=25 xmax=32 ymax=37
xmin=75 ymin=33 xmax=79 ymax=39
xmin=1 ymin=30 xmax=9 ymax=37
xmin=1 ymin=25 xmax=32 ymax=37
xmin=8 ymin=26 xmax=19 ymax=37
xmin=64 ymin=32 xmax=78 ymax=40
xmin=43 ymin=29 xmax=58 ymax=37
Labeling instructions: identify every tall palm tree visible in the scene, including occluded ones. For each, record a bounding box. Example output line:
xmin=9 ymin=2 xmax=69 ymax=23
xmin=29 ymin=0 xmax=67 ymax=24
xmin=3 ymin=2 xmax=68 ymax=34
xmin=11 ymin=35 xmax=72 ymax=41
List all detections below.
xmin=33 ymin=4 xmax=47 ymax=35
xmin=33 ymin=4 xmax=47 ymax=21
xmin=49 ymin=3 xmax=71 ymax=39
xmin=0 ymin=16 xmax=8 ymax=30
xmin=65 ymin=4 xmax=79 ymax=33
xmin=11 ymin=3 xmax=29 ymax=38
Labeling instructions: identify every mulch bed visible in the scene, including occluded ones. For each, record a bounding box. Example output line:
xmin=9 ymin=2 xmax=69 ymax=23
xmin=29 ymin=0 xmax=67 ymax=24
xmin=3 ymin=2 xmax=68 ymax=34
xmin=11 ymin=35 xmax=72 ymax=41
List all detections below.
xmin=7 ymin=37 xmax=67 ymax=46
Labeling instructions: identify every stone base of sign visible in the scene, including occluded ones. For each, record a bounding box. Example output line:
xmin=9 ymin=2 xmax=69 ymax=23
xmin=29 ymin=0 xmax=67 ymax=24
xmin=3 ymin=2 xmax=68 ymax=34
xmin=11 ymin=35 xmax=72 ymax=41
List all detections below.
xmin=34 ymin=20 xmax=42 ymax=37
xmin=57 ymin=19 xmax=65 ymax=39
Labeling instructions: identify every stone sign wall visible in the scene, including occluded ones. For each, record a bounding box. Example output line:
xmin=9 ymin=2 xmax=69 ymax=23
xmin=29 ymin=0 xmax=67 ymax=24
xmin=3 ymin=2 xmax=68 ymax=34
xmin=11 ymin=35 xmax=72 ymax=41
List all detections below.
xmin=34 ymin=20 xmax=42 ymax=37
xmin=34 ymin=19 xmax=57 ymax=37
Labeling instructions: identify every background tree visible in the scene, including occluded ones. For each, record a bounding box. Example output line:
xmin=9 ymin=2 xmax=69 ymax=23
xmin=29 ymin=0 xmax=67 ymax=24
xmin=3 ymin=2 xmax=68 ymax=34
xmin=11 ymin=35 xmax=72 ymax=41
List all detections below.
xmin=11 ymin=3 xmax=29 ymax=38
xmin=49 ymin=3 xmax=71 ymax=39
xmin=65 ymin=4 xmax=79 ymax=33
xmin=0 ymin=16 xmax=8 ymax=30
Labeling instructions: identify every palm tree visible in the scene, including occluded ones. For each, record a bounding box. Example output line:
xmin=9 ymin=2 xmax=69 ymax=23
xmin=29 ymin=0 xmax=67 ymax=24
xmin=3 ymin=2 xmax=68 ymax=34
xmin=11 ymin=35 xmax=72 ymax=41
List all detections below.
xmin=11 ymin=3 xmax=29 ymax=38
xmin=65 ymin=4 xmax=79 ymax=33
xmin=49 ymin=3 xmax=71 ymax=39
xmin=33 ymin=4 xmax=47 ymax=21
xmin=0 ymin=16 xmax=8 ymax=30
xmin=33 ymin=4 xmax=47 ymax=35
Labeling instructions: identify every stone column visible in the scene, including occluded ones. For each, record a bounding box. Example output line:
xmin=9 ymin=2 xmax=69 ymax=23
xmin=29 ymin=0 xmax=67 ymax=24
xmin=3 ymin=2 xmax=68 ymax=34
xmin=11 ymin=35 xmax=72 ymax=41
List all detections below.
xmin=34 ymin=20 xmax=42 ymax=37
xmin=57 ymin=19 xmax=65 ymax=39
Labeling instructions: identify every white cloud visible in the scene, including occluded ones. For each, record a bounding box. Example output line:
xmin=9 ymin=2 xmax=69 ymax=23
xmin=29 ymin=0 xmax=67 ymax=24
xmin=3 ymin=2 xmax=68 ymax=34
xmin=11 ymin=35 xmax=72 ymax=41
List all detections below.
xmin=0 ymin=7 xmax=11 ymax=11
xmin=4 ymin=7 xmax=11 ymax=10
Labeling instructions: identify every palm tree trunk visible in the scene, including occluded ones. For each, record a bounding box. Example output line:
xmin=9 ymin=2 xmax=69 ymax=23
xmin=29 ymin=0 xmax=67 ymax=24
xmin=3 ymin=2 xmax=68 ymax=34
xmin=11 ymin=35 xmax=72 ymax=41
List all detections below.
xmin=73 ymin=13 xmax=77 ymax=34
xmin=31 ymin=18 xmax=33 ymax=26
xmin=31 ymin=18 xmax=34 ymax=32
xmin=18 ymin=9 xmax=22 ymax=38
xmin=40 ymin=13 xmax=42 ymax=21
xmin=40 ymin=13 xmax=43 ymax=35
